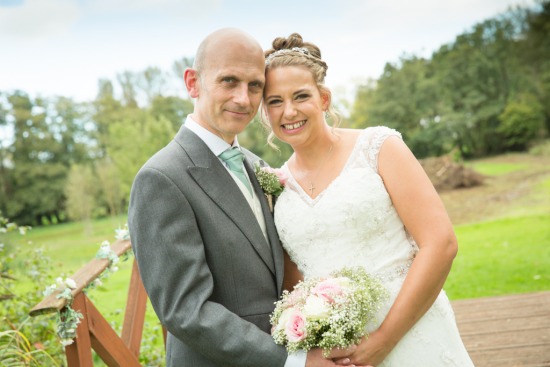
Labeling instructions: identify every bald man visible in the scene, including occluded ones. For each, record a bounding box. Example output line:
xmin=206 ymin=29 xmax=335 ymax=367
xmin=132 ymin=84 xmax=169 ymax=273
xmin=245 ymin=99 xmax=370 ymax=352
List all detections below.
xmin=128 ymin=29 xmax=347 ymax=367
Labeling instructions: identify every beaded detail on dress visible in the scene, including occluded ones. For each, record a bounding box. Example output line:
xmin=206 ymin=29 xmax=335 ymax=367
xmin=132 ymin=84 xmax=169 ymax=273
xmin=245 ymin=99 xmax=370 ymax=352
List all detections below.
xmin=274 ymin=126 xmax=474 ymax=366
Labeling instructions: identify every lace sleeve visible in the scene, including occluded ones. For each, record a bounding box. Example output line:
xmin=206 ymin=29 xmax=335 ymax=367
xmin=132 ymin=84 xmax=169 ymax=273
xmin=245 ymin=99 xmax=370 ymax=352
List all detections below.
xmin=363 ymin=126 xmax=402 ymax=173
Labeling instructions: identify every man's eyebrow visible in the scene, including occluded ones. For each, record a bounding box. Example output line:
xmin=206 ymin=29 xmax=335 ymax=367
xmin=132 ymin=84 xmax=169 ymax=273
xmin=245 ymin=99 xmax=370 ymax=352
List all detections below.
xmin=218 ymin=74 xmax=238 ymax=80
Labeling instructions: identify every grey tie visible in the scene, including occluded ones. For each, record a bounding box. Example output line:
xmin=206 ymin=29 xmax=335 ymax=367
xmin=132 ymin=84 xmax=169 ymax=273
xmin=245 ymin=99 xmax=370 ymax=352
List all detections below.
xmin=219 ymin=148 xmax=252 ymax=194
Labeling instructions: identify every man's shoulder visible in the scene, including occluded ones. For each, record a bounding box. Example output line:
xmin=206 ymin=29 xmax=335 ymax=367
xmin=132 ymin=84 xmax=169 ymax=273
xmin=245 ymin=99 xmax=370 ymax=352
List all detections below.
xmin=138 ymin=139 xmax=188 ymax=177
xmin=241 ymin=147 xmax=262 ymax=164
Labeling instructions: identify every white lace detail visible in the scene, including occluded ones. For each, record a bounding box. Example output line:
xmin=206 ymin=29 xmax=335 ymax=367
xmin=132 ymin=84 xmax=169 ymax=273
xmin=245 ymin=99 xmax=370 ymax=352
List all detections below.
xmin=275 ymin=126 xmax=474 ymax=366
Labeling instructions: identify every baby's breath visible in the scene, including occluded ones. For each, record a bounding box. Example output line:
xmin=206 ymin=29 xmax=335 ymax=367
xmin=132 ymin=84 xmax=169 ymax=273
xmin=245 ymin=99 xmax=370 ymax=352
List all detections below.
xmin=270 ymin=267 xmax=388 ymax=356
xmin=254 ymin=165 xmax=285 ymax=197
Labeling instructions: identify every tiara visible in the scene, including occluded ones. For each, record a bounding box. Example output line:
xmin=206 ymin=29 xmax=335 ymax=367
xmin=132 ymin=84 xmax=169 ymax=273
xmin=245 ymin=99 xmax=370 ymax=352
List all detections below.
xmin=265 ymin=47 xmax=311 ymax=65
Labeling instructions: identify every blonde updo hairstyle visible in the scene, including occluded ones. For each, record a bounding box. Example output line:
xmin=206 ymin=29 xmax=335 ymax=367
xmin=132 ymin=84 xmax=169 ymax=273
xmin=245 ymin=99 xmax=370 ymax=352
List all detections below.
xmin=261 ymin=33 xmax=341 ymax=147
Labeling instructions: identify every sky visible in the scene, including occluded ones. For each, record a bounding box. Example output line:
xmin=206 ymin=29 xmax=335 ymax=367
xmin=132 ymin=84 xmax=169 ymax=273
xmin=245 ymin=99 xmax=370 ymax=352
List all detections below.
xmin=0 ymin=0 xmax=537 ymax=104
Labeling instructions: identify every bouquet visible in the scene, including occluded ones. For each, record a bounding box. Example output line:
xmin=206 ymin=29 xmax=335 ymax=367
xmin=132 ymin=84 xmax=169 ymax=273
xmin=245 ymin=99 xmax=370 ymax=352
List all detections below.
xmin=270 ymin=267 xmax=388 ymax=356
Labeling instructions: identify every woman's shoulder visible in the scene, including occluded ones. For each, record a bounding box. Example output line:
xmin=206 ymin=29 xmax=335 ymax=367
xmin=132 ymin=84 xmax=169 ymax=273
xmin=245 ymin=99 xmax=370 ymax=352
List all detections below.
xmin=343 ymin=126 xmax=402 ymax=172
xmin=363 ymin=125 xmax=401 ymax=139
xmin=335 ymin=126 xmax=401 ymax=151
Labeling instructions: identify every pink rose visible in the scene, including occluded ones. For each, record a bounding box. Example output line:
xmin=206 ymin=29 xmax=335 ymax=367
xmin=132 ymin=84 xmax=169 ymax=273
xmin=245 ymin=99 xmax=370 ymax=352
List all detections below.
xmin=285 ymin=309 xmax=307 ymax=342
xmin=273 ymin=168 xmax=288 ymax=186
xmin=264 ymin=167 xmax=288 ymax=186
xmin=311 ymin=277 xmax=349 ymax=304
xmin=286 ymin=287 xmax=305 ymax=307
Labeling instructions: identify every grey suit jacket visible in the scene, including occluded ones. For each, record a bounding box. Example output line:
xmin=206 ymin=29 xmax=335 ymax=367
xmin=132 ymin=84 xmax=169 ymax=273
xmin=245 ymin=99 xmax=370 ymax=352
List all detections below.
xmin=128 ymin=126 xmax=288 ymax=366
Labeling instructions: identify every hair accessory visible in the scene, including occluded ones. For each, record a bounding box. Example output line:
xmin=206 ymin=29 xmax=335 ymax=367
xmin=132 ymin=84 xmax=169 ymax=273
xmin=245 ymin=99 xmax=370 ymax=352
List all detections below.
xmin=265 ymin=47 xmax=311 ymax=65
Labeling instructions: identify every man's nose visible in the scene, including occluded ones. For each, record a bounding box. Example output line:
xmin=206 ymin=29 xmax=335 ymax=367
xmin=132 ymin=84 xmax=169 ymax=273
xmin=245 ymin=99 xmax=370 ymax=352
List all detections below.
xmin=233 ymin=84 xmax=250 ymax=105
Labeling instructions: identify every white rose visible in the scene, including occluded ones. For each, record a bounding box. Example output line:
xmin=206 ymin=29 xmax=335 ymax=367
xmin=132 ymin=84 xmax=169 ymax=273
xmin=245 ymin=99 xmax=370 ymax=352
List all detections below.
xmin=303 ymin=295 xmax=330 ymax=320
xmin=276 ymin=307 xmax=294 ymax=331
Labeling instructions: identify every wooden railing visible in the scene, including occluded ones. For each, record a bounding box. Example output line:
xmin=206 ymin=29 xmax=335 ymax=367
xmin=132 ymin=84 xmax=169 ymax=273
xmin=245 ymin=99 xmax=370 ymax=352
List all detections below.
xmin=29 ymin=239 xmax=165 ymax=366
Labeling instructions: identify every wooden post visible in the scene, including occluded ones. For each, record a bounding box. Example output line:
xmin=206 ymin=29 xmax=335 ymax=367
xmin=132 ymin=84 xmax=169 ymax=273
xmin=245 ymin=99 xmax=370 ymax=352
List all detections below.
xmin=64 ymin=293 xmax=94 ymax=367
xmin=86 ymin=296 xmax=141 ymax=367
xmin=121 ymin=259 xmax=148 ymax=356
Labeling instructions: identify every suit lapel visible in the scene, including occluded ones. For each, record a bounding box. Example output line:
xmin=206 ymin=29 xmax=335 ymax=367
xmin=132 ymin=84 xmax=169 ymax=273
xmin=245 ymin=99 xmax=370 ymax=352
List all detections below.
xmin=175 ymin=127 xmax=276 ymax=276
xmin=244 ymin=159 xmax=284 ymax=295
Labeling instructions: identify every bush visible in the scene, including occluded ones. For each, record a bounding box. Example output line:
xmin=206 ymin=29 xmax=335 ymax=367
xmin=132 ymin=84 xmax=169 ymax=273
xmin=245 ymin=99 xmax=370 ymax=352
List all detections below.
xmin=498 ymin=95 xmax=545 ymax=151
xmin=0 ymin=213 xmax=63 ymax=365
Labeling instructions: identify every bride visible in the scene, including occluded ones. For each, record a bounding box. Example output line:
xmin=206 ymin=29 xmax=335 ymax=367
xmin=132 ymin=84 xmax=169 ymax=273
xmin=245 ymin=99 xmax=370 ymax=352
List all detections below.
xmin=261 ymin=33 xmax=475 ymax=367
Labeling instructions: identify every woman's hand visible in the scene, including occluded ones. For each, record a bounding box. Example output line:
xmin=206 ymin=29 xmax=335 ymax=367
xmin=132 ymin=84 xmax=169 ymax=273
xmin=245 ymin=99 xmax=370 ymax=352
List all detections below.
xmin=331 ymin=330 xmax=395 ymax=367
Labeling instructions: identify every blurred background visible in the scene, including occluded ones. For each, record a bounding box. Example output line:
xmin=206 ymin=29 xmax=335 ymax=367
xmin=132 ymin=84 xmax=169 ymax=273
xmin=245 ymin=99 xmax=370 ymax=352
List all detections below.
xmin=1 ymin=0 xmax=547 ymax=225
xmin=1 ymin=1 xmax=549 ymax=365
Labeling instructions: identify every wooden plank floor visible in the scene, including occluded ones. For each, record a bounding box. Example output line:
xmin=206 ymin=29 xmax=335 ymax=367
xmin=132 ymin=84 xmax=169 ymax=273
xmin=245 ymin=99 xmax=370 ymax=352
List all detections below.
xmin=452 ymin=291 xmax=550 ymax=367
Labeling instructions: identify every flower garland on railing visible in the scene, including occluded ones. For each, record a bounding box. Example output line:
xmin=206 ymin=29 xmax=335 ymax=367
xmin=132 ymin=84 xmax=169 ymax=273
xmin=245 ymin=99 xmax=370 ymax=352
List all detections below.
xmin=42 ymin=224 xmax=131 ymax=346
xmin=43 ymin=277 xmax=82 ymax=346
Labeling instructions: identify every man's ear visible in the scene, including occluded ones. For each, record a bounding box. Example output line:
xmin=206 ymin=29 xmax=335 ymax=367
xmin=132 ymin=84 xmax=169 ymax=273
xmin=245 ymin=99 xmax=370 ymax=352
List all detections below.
xmin=184 ymin=68 xmax=200 ymax=98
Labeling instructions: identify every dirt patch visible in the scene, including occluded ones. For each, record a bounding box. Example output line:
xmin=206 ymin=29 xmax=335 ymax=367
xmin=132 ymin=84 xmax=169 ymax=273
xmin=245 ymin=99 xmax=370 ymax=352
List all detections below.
xmin=420 ymin=156 xmax=484 ymax=191
xmin=433 ymin=153 xmax=550 ymax=225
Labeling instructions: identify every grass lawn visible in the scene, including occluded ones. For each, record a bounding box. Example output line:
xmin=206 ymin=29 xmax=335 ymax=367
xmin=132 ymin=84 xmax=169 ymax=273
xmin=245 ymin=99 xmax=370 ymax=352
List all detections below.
xmin=446 ymin=213 xmax=550 ymax=299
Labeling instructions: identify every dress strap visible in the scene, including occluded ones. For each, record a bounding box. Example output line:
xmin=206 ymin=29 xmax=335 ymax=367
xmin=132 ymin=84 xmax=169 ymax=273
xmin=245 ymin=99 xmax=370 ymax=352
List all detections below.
xmin=362 ymin=126 xmax=402 ymax=173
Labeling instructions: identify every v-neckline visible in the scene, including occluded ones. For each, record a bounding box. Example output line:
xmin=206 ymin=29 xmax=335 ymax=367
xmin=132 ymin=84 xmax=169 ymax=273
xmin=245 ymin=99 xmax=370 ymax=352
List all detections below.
xmin=284 ymin=131 xmax=365 ymax=206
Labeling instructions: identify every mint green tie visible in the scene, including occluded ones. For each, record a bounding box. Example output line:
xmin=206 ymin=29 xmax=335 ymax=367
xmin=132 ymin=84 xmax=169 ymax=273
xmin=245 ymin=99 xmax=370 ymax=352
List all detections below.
xmin=219 ymin=148 xmax=252 ymax=194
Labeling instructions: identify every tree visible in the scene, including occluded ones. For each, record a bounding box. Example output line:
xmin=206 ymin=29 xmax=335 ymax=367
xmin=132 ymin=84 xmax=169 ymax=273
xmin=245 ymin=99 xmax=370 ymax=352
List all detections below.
xmin=106 ymin=113 xmax=176 ymax=204
xmin=523 ymin=0 xmax=550 ymax=133
xmin=498 ymin=94 xmax=545 ymax=150
xmin=4 ymin=92 xmax=68 ymax=224
xmin=95 ymin=158 xmax=123 ymax=217
xmin=149 ymin=95 xmax=193 ymax=132
xmin=64 ymin=164 xmax=97 ymax=232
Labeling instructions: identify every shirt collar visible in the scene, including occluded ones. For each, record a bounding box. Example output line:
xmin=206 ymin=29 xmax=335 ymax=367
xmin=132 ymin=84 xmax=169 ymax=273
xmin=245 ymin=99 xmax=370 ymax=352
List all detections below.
xmin=184 ymin=115 xmax=241 ymax=156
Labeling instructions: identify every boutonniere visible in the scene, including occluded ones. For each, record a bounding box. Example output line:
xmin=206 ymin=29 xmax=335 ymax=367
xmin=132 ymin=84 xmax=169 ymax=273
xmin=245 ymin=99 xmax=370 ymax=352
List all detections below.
xmin=254 ymin=163 xmax=287 ymax=212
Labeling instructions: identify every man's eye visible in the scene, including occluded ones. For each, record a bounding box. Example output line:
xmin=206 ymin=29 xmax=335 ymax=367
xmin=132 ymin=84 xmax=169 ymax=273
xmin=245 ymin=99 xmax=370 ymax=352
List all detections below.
xmin=222 ymin=77 xmax=236 ymax=83
xmin=250 ymin=82 xmax=263 ymax=89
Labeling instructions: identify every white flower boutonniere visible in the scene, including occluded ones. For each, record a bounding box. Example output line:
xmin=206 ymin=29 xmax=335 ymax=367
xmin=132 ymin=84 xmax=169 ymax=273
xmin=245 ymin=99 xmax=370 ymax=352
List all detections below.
xmin=254 ymin=163 xmax=287 ymax=212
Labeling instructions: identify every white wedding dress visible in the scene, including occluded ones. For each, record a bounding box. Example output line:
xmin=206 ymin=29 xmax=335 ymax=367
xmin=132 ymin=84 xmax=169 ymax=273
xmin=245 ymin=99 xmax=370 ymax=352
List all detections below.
xmin=274 ymin=126 xmax=475 ymax=366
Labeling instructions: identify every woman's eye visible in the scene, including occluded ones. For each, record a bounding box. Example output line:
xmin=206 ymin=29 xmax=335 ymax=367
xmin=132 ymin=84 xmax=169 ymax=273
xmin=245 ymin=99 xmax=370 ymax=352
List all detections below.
xmin=296 ymin=93 xmax=310 ymax=100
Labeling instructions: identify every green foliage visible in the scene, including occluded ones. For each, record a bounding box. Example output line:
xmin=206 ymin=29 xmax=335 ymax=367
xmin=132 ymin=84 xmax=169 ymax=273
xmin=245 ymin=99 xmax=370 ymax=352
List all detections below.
xmin=498 ymin=94 xmax=545 ymax=150
xmin=65 ymin=164 xmax=97 ymax=222
xmin=349 ymin=3 xmax=550 ymax=159
xmin=94 ymin=158 xmax=124 ymax=216
xmin=107 ymin=113 xmax=176 ymax=202
xmin=0 ymin=330 xmax=61 ymax=367
xmin=0 ymin=213 xmax=63 ymax=365
xmin=149 ymin=95 xmax=193 ymax=132
xmin=529 ymin=139 xmax=550 ymax=156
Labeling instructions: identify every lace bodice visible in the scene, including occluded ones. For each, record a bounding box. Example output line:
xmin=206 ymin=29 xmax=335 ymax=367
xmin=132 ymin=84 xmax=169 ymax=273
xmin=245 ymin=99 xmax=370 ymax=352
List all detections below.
xmin=275 ymin=126 xmax=418 ymax=281
xmin=274 ymin=126 xmax=474 ymax=366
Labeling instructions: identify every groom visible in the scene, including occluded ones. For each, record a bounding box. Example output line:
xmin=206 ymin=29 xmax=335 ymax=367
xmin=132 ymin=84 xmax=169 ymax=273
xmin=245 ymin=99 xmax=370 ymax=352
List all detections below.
xmin=128 ymin=28 xmax=347 ymax=366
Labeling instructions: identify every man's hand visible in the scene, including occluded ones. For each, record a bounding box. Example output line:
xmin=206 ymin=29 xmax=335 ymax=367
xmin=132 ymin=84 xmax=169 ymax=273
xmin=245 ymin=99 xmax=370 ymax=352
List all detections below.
xmin=306 ymin=346 xmax=358 ymax=367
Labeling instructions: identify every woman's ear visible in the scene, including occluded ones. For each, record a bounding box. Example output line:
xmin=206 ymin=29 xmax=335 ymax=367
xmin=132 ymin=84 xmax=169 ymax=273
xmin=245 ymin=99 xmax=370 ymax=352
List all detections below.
xmin=320 ymin=88 xmax=331 ymax=111
xmin=184 ymin=68 xmax=200 ymax=98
